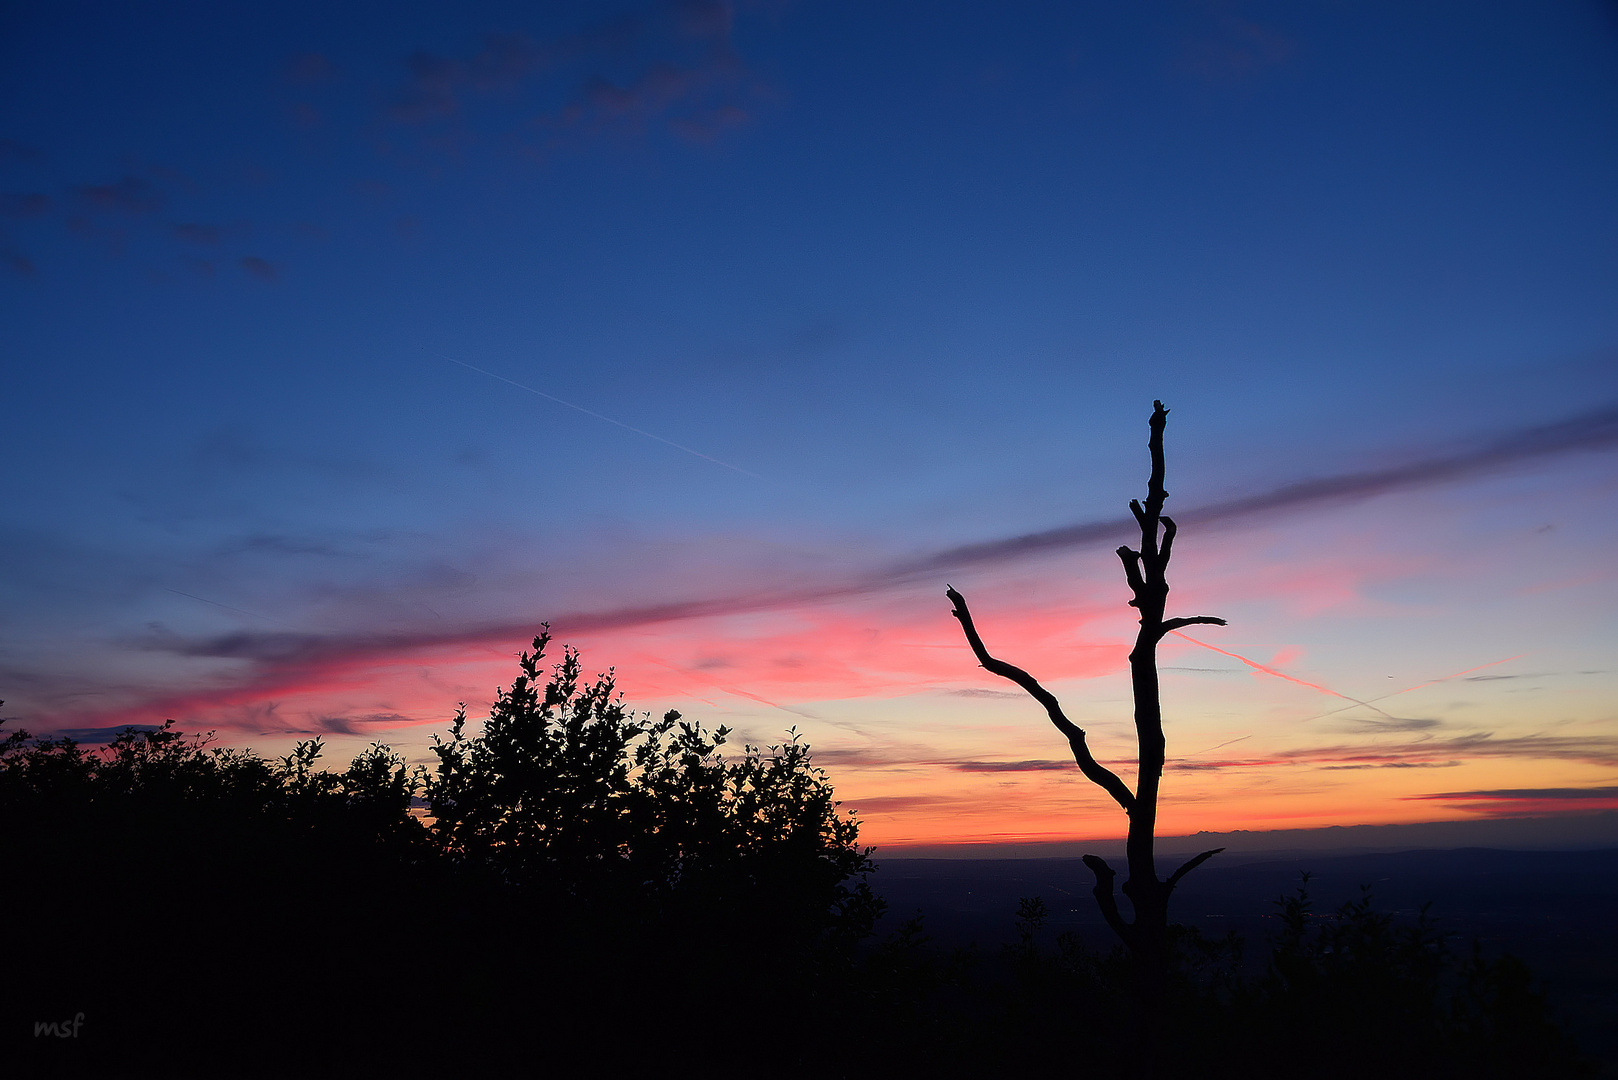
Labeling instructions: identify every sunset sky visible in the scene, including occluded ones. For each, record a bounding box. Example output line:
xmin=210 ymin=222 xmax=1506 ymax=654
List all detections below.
xmin=3 ymin=1 xmax=1617 ymax=849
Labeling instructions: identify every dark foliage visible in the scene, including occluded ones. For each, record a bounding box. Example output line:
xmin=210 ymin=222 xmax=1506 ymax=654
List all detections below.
xmin=3 ymin=638 xmax=1593 ymax=1077
xmin=424 ymin=629 xmax=879 ymax=950
xmin=849 ymin=880 xmax=1594 ymax=1079
xmin=933 ymin=403 xmax=1597 ymax=1079
xmin=1 ymin=636 xmax=878 ymax=1077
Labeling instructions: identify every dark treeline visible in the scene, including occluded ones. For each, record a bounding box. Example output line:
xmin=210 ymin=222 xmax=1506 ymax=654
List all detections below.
xmin=6 ymin=632 xmax=878 ymax=1077
xmin=4 ymin=634 xmax=1594 ymax=1078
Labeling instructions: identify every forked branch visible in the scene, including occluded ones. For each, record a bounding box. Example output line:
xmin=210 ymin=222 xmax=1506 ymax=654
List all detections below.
xmin=947 ymin=400 xmax=1232 ymax=995
xmin=1166 ymin=847 xmax=1226 ymax=891
xmin=1158 ymin=516 xmax=1178 ymax=567
xmin=1159 ymin=616 xmax=1226 ymax=638
xmin=947 ymin=585 xmax=1136 ymax=814
xmin=1116 ymin=546 xmax=1146 ymax=603
xmin=1082 ymin=854 xmax=1133 ymax=945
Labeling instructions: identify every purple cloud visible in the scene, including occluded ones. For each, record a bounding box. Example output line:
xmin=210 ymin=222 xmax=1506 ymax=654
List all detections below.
xmin=1403 ymin=786 xmax=1618 ymax=816
xmin=39 ymin=398 xmax=1618 ymax=734
xmin=75 ymin=175 xmax=164 ymax=215
xmin=1 ymin=193 xmax=51 ymax=218
xmin=172 ymin=223 xmax=221 ymax=244
xmin=0 ymin=139 xmax=42 ymax=164
xmin=389 ymin=34 xmax=549 ymax=123
xmin=51 ymin=725 xmax=165 ymax=745
xmin=1408 ymin=786 xmax=1618 ymax=802
xmin=948 ymin=760 xmax=1070 ymax=773
xmin=108 ymin=399 xmax=1618 ymax=684
xmin=382 ymin=2 xmax=754 ymax=152
xmin=239 ymin=256 xmax=276 ymax=280
xmin=901 ymin=401 xmax=1618 ymax=578
xmin=284 ymin=52 xmax=336 ymax=86
xmin=1180 ymin=15 xmax=1295 ymax=83
xmin=669 ymin=104 xmax=749 ymax=142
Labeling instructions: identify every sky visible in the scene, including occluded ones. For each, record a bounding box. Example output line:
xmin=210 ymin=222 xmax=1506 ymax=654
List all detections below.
xmin=3 ymin=0 xmax=1617 ymax=850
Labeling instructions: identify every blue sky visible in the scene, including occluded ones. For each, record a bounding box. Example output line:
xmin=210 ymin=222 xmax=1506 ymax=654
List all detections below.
xmin=4 ymin=1 xmax=1617 ymax=845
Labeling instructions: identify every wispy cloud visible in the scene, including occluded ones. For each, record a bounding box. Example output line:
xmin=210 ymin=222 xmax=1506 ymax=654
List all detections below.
xmin=1409 ymin=786 xmax=1618 ymax=801
xmin=381 ymin=1 xmax=755 ymax=153
xmin=238 ymin=256 xmax=276 ymax=280
xmin=1162 ymin=731 xmax=1618 ymax=774
xmin=1319 ymin=760 xmax=1462 ymax=771
xmin=1284 ymin=733 xmax=1618 ymax=770
xmin=1405 ymin=786 xmax=1618 ymax=816
xmin=839 ymin=794 xmax=957 ymax=814
xmin=390 ymin=35 xmax=548 ymax=123
xmin=22 ymin=401 xmax=1618 ymax=734
xmin=172 ymin=222 xmax=221 ymax=245
xmin=0 ymin=161 xmax=271 ymax=277
xmin=948 ymin=759 xmax=1070 ymax=773
xmin=75 ymin=175 xmax=164 ymax=215
xmin=0 ymin=139 xmax=43 ymax=164
xmin=1179 ymin=15 xmax=1295 ymax=83
xmin=1 ymin=192 xmax=51 ymax=218
xmin=899 ymin=402 xmax=1618 ymax=579
xmin=444 ymin=355 xmax=760 ymax=477
xmin=283 ymin=53 xmax=337 ymax=86
xmin=129 ymin=400 xmax=1618 ymax=674
xmin=52 ymin=725 xmax=164 ymax=745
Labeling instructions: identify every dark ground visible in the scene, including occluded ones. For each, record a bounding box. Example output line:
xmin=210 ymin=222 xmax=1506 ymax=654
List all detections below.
xmin=869 ymin=847 xmax=1618 ymax=1074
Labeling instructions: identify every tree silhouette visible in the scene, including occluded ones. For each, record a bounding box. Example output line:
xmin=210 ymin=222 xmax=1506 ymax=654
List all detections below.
xmin=424 ymin=626 xmax=880 ymax=947
xmin=2 ymin=639 xmax=881 ymax=1074
xmin=946 ymin=401 xmax=1227 ymax=1035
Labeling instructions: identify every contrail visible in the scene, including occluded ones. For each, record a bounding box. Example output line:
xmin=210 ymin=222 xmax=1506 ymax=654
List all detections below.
xmin=1187 ymin=734 xmax=1252 ymax=757
xmin=1169 ymin=630 xmax=1393 ymax=718
xmin=1296 ymin=655 xmax=1524 ymax=724
xmin=163 ymin=588 xmax=301 ymax=630
xmin=125 ymin=401 xmax=1618 ymax=680
xmin=443 ymin=354 xmax=761 ymax=479
xmin=899 ymin=401 xmax=1618 ymax=577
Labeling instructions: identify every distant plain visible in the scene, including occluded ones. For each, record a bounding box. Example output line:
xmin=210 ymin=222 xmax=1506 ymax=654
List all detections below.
xmin=870 ymin=845 xmax=1618 ymax=1072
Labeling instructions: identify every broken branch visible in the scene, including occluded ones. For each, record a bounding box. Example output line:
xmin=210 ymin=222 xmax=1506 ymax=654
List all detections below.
xmin=1083 ymin=854 xmax=1133 ymax=945
xmin=1158 ymin=616 xmax=1227 ymax=638
xmin=947 ymin=586 xmax=1136 ymax=814
xmin=1165 ymin=847 xmax=1225 ymax=891
xmin=1116 ymin=546 xmax=1146 ymax=602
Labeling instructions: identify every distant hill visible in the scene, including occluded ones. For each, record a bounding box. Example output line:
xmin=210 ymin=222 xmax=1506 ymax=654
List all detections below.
xmin=878 ymin=810 xmax=1618 ymax=862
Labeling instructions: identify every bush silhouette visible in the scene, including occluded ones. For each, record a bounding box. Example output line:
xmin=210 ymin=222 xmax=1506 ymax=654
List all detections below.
xmin=2 ymin=630 xmax=1595 ymax=1077
xmin=1 ymin=638 xmax=880 ymax=1076
xmin=425 ymin=628 xmax=880 ymax=948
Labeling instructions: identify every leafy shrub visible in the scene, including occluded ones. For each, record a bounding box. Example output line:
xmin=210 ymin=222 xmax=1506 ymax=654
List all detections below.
xmin=1 ymin=635 xmax=880 ymax=1074
xmin=423 ymin=629 xmax=879 ymax=943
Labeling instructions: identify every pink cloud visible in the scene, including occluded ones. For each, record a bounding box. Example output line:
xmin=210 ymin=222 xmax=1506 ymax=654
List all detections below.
xmin=571 ymin=591 xmax=1126 ymax=704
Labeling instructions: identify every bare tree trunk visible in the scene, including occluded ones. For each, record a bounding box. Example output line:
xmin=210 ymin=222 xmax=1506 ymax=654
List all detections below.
xmin=947 ymin=401 xmax=1227 ymax=1067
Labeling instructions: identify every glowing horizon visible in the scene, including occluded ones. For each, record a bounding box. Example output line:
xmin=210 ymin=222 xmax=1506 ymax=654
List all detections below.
xmin=4 ymin=2 xmax=1616 ymax=850
xmin=18 ymin=437 xmax=1615 ymax=848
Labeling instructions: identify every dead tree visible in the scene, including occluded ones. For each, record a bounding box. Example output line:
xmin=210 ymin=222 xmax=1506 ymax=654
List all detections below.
xmin=946 ymin=400 xmax=1226 ymax=1000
